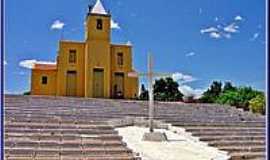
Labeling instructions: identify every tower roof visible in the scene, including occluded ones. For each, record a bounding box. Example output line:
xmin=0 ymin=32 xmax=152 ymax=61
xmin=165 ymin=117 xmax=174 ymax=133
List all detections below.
xmin=91 ymin=0 xmax=108 ymax=15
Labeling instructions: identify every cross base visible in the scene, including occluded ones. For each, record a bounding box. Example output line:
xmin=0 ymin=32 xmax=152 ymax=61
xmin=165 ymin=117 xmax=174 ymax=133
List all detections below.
xmin=142 ymin=132 xmax=168 ymax=142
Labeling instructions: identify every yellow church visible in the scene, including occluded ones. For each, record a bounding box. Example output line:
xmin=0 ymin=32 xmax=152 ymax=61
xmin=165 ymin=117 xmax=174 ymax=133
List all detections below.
xmin=30 ymin=0 xmax=139 ymax=99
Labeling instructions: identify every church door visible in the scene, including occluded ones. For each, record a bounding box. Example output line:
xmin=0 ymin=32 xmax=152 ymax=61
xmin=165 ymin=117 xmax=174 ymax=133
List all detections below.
xmin=66 ymin=71 xmax=77 ymax=96
xmin=113 ymin=73 xmax=124 ymax=99
xmin=93 ymin=69 xmax=104 ymax=98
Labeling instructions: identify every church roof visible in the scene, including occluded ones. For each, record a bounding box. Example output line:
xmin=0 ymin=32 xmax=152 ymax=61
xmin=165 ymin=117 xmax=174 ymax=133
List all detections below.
xmin=33 ymin=63 xmax=57 ymax=70
xmin=91 ymin=0 xmax=108 ymax=15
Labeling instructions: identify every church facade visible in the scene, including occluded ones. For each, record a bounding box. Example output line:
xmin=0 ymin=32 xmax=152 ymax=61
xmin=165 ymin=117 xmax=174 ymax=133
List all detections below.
xmin=31 ymin=0 xmax=138 ymax=99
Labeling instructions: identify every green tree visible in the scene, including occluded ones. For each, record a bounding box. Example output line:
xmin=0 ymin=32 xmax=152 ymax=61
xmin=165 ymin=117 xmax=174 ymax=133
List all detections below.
xmin=236 ymin=87 xmax=263 ymax=110
xmin=23 ymin=91 xmax=31 ymax=95
xmin=249 ymin=94 xmax=265 ymax=115
xmin=139 ymin=84 xmax=149 ymax=100
xmin=153 ymin=77 xmax=183 ymax=101
xmin=223 ymin=81 xmax=237 ymax=92
xmin=215 ymin=90 xmax=241 ymax=106
xmin=200 ymin=81 xmax=222 ymax=103
xmin=216 ymin=86 xmax=263 ymax=111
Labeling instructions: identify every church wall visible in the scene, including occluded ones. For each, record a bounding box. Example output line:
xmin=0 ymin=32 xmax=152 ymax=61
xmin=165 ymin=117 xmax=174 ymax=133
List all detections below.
xmin=86 ymin=40 xmax=111 ymax=98
xmin=31 ymin=69 xmax=57 ymax=96
xmin=110 ymin=44 xmax=138 ymax=99
xmin=56 ymin=41 xmax=85 ymax=97
xmin=85 ymin=14 xmax=111 ymax=98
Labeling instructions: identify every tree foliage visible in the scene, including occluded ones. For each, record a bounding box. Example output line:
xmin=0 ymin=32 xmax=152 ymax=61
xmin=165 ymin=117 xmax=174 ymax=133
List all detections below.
xmin=139 ymin=77 xmax=183 ymax=101
xmin=223 ymin=81 xmax=237 ymax=92
xmin=249 ymin=94 xmax=265 ymax=115
xmin=153 ymin=77 xmax=183 ymax=101
xmin=23 ymin=91 xmax=31 ymax=95
xmin=216 ymin=86 xmax=264 ymax=111
xmin=200 ymin=81 xmax=265 ymax=114
xmin=199 ymin=81 xmax=222 ymax=103
xmin=139 ymin=84 xmax=149 ymax=100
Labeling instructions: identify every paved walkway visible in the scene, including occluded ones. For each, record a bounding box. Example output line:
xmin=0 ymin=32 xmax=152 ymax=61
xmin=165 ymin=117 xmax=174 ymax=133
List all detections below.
xmin=117 ymin=126 xmax=230 ymax=160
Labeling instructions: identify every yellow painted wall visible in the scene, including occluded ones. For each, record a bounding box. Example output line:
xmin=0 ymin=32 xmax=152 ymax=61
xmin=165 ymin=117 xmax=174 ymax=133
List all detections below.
xmin=56 ymin=41 xmax=85 ymax=97
xmin=85 ymin=14 xmax=111 ymax=98
xmin=111 ymin=44 xmax=138 ymax=99
xmin=31 ymin=69 xmax=57 ymax=95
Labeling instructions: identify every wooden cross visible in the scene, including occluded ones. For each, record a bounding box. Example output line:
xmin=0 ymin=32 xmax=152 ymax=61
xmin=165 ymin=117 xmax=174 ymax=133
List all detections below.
xmin=128 ymin=53 xmax=172 ymax=132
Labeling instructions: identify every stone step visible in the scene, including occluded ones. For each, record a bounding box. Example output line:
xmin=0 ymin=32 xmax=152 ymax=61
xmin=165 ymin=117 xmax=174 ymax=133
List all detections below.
xmin=5 ymin=133 xmax=123 ymax=141
xmin=170 ymin=122 xmax=265 ymax=127
xmin=192 ymin=131 xmax=265 ymax=137
xmin=229 ymin=152 xmax=266 ymax=160
xmin=5 ymin=147 xmax=133 ymax=156
xmin=184 ymin=127 xmax=265 ymax=132
xmin=5 ymin=128 xmax=118 ymax=135
xmin=219 ymin=145 xmax=265 ymax=153
xmin=199 ymin=135 xmax=265 ymax=141
xmin=5 ymin=123 xmax=114 ymax=130
xmin=5 ymin=155 xmax=139 ymax=160
xmin=5 ymin=120 xmax=110 ymax=126
xmin=208 ymin=140 xmax=265 ymax=147
xmin=5 ymin=140 xmax=125 ymax=148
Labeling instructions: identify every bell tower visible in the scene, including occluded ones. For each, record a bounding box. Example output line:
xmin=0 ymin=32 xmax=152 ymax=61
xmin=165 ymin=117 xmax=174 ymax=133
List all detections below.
xmin=84 ymin=0 xmax=112 ymax=98
xmin=85 ymin=0 xmax=111 ymax=41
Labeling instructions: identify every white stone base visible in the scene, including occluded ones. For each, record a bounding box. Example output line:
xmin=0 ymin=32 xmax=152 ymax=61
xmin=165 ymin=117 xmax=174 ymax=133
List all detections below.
xmin=142 ymin=132 xmax=168 ymax=142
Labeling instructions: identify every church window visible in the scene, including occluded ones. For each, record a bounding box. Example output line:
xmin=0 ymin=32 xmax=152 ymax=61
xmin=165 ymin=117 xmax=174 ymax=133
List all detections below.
xmin=97 ymin=19 xmax=103 ymax=30
xmin=117 ymin=52 xmax=123 ymax=66
xmin=41 ymin=76 xmax=48 ymax=85
xmin=69 ymin=50 xmax=77 ymax=63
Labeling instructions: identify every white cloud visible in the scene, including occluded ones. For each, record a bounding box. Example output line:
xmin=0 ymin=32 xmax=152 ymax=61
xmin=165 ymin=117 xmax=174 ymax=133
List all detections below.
xmin=234 ymin=15 xmax=243 ymax=21
xmin=250 ymin=33 xmax=260 ymax=41
xmin=201 ymin=15 xmax=244 ymax=40
xmin=4 ymin=60 xmax=7 ymax=65
xmin=178 ymin=85 xmax=204 ymax=99
xmin=200 ymin=27 xmax=222 ymax=39
xmin=223 ymin=33 xmax=232 ymax=39
xmin=19 ymin=59 xmax=56 ymax=69
xmin=224 ymin=23 xmax=239 ymax=33
xmin=172 ymin=72 xmax=196 ymax=84
xmin=186 ymin=52 xmax=195 ymax=57
xmin=200 ymin=27 xmax=218 ymax=34
xmin=111 ymin=19 xmax=120 ymax=29
xmin=51 ymin=20 xmax=65 ymax=30
xmin=209 ymin=32 xmax=221 ymax=39
xmin=160 ymin=72 xmax=204 ymax=99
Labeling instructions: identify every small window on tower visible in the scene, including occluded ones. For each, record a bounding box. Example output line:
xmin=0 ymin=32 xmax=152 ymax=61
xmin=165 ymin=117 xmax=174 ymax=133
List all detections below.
xmin=117 ymin=52 xmax=123 ymax=66
xmin=69 ymin=50 xmax=77 ymax=63
xmin=41 ymin=76 xmax=48 ymax=85
xmin=96 ymin=19 xmax=103 ymax=30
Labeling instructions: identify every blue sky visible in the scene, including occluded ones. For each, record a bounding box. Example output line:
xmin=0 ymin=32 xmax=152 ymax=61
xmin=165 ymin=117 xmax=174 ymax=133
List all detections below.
xmin=4 ymin=0 xmax=266 ymax=95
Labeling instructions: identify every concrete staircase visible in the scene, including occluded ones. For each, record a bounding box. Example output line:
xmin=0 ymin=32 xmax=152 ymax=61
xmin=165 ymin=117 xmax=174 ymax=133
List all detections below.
xmin=4 ymin=95 xmax=266 ymax=160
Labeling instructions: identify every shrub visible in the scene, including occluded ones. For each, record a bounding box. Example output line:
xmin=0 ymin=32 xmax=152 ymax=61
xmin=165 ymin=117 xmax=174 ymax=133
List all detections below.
xmin=236 ymin=87 xmax=263 ymax=110
xmin=249 ymin=94 xmax=265 ymax=115
xmin=216 ymin=86 xmax=263 ymax=111
xmin=23 ymin=91 xmax=31 ymax=95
